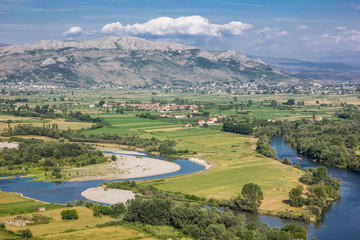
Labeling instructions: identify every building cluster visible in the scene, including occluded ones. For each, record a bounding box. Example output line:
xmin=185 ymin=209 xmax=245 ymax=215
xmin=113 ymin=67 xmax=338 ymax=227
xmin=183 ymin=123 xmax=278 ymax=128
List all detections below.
xmin=91 ymin=103 xmax=199 ymax=112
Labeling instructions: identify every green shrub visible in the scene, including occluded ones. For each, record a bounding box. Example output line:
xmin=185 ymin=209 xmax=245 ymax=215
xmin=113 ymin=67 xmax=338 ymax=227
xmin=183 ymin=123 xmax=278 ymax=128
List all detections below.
xmin=66 ymin=201 xmax=74 ymax=207
xmin=18 ymin=228 xmax=33 ymax=238
xmin=85 ymin=200 xmax=94 ymax=208
xmin=75 ymin=200 xmax=84 ymax=206
xmin=61 ymin=210 xmax=78 ymax=220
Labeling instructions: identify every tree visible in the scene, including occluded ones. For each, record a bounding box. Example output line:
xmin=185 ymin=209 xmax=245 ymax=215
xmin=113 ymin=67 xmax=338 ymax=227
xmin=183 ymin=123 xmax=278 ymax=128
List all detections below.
xmin=111 ymin=154 xmax=117 ymax=161
xmin=75 ymin=200 xmax=84 ymax=206
xmin=18 ymin=229 xmax=33 ymax=238
xmin=66 ymin=200 xmax=74 ymax=207
xmin=110 ymin=202 xmax=126 ymax=218
xmin=85 ymin=200 xmax=94 ymax=208
xmin=282 ymin=223 xmax=307 ymax=240
xmin=241 ymin=183 xmax=264 ymax=212
xmin=288 ymin=187 xmax=306 ymax=207
xmin=99 ymin=100 xmax=105 ymax=106
xmin=286 ymin=99 xmax=296 ymax=105
xmin=125 ymin=195 xmax=173 ymax=225
xmin=61 ymin=209 xmax=78 ymax=220
xmin=315 ymin=166 xmax=328 ymax=181
xmin=270 ymin=100 xmax=277 ymax=108
xmin=6 ymin=119 xmax=12 ymax=129
xmin=53 ymin=149 xmax=62 ymax=159
xmin=282 ymin=157 xmax=292 ymax=165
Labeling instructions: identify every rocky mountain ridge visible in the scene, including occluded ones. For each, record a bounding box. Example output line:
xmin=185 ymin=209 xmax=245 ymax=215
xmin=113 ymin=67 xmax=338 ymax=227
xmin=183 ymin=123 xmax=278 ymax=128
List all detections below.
xmin=0 ymin=36 xmax=300 ymax=87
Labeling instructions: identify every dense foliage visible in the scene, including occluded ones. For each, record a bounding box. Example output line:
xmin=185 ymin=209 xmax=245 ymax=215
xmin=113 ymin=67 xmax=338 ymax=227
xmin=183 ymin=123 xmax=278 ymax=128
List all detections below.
xmin=232 ymin=183 xmax=264 ymax=213
xmin=223 ymin=121 xmax=254 ymax=135
xmin=299 ymin=167 xmax=341 ymax=219
xmin=255 ymin=118 xmax=360 ymax=172
xmin=255 ymin=136 xmax=278 ymax=159
xmin=86 ymin=193 xmax=308 ymax=240
xmin=0 ymin=138 xmax=106 ymax=178
xmin=61 ymin=210 xmax=78 ymax=220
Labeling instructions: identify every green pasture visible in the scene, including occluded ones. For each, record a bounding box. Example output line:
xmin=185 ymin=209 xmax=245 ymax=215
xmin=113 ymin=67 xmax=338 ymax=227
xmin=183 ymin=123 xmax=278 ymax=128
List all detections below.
xmin=147 ymin=130 xmax=303 ymax=213
xmin=85 ymin=115 xmax=178 ymax=135
xmin=0 ymin=191 xmax=63 ymax=216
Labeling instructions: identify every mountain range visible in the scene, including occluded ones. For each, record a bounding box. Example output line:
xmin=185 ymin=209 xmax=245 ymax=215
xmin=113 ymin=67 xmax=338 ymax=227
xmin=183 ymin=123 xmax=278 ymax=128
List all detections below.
xmin=260 ymin=57 xmax=360 ymax=84
xmin=0 ymin=36 xmax=300 ymax=87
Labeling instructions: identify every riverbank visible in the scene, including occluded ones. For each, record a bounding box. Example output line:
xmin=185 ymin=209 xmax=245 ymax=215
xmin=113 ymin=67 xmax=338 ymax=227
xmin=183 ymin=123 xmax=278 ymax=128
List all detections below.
xmin=67 ymin=149 xmax=181 ymax=182
xmin=188 ymin=157 xmax=212 ymax=169
xmin=81 ymin=186 xmax=135 ymax=204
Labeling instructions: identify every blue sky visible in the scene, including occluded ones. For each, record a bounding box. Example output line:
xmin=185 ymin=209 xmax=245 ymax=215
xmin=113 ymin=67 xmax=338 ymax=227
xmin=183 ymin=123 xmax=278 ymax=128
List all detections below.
xmin=1 ymin=0 xmax=359 ymax=62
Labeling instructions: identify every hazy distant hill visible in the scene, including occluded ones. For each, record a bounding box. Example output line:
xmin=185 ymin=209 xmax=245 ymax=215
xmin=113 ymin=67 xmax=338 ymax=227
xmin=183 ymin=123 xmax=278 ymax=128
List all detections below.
xmin=0 ymin=43 xmax=10 ymax=47
xmin=260 ymin=57 xmax=360 ymax=83
xmin=0 ymin=36 xmax=301 ymax=87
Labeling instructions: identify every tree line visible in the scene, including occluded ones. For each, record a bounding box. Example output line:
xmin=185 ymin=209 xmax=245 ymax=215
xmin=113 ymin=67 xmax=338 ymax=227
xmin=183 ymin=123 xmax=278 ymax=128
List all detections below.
xmin=71 ymin=191 xmax=309 ymax=240
xmin=2 ymin=125 xmax=187 ymax=157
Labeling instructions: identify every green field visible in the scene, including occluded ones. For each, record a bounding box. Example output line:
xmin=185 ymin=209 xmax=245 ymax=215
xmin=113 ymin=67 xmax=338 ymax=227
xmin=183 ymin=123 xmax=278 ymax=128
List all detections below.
xmin=85 ymin=114 xmax=178 ymax=135
xmin=0 ymin=191 xmax=63 ymax=217
xmin=2 ymin=90 xmax=359 ymax=216
xmin=145 ymin=129 xmax=303 ymax=214
xmin=0 ymin=192 xmax=151 ymax=239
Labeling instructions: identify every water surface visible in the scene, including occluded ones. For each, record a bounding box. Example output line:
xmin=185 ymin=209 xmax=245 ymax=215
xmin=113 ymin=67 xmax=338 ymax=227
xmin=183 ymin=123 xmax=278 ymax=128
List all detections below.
xmin=0 ymin=151 xmax=205 ymax=204
xmin=268 ymin=137 xmax=360 ymax=240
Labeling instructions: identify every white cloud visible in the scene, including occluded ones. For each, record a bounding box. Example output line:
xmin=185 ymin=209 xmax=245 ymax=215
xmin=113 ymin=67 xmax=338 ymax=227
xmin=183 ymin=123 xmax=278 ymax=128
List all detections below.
xmin=101 ymin=16 xmax=252 ymax=37
xmin=257 ymin=27 xmax=288 ymax=39
xmin=303 ymin=27 xmax=360 ymax=51
xmin=297 ymin=25 xmax=308 ymax=30
xmin=63 ymin=26 xmax=82 ymax=37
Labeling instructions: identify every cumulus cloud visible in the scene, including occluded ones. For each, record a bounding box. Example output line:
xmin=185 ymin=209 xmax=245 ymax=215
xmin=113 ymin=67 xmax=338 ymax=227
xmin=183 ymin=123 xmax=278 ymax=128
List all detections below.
xmin=101 ymin=16 xmax=253 ymax=37
xmin=63 ymin=26 xmax=83 ymax=37
xmin=297 ymin=25 xmax=308 ymax=30
xmin=257 ymin=27 xmax=288 ymax=39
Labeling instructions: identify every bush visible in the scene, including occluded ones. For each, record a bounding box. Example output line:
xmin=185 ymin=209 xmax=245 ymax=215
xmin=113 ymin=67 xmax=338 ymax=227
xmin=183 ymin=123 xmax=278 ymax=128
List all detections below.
xmin=0 ymin=223 xmax=5 ymax=229
xmin=75 ymin=200 xmax=84 ymax=206
xmin=110 ymin=202 xmax=126 ymax=218
xmin=85 ymin=200 xmax=94 ymax=208
xmin=18 ymin=229 xmax=33 ymax=238
xmin=282 ymin=157 xmax=293 ymax=166
xmin=61 ymin=210 xmax=78 ymax=220
xmin=93 ymin=204 xmax=111 ymax=216
xmin=66 ymin=200 xmax=74 ymax=207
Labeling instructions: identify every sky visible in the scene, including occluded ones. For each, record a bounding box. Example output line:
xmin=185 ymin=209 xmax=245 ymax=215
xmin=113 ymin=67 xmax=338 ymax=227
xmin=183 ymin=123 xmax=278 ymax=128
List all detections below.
xmin=1 ymin=0 xmax=360 ymax=62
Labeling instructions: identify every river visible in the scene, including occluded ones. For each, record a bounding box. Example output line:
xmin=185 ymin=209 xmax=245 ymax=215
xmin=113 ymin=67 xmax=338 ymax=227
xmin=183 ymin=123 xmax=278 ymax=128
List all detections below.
xmin=1 ymin=140 xmax=359 ymax=239
xmin=266 ymin=137 xmax=360 ymax=240
xmin=0 ymin=151 xmax=205 ymax=204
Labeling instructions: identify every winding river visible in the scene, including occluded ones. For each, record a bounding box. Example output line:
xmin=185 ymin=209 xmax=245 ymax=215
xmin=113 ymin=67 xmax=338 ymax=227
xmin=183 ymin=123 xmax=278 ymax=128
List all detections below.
xmin=0 ymin=151 xmax=205 ymax=204
xmin=1 ymin=140 xmax=359 ymax=239
xmin=264 ymin=137 xmax=360 ymax=240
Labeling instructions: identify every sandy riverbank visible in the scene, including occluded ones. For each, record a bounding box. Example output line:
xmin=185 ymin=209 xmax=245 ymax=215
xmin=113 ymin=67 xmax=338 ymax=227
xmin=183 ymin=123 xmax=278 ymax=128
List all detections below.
xmin=68 ymin=149 xmax=181 ymax=182
xmin=81 ymin=186 xmax=135 ymax=204
xmin=188 ymin=157 xmax=212 ymax=169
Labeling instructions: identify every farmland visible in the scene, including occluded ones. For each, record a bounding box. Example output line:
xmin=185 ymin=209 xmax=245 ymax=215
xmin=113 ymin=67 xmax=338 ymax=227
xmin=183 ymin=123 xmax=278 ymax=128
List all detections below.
xmin=0 ymin=89 xmax=359 ymax=239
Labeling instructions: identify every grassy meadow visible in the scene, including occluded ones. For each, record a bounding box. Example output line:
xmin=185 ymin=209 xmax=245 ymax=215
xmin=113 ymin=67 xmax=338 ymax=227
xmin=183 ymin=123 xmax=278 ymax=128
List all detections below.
xmin=0 ymin=191 xmax=63 ymax=217
xmin=0 ymin=192 xmax=152 ymax=240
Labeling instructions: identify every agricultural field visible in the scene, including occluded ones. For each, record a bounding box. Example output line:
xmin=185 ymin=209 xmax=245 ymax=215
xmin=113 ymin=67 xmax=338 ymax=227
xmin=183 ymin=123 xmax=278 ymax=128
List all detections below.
xmin=0 ymin=115 xmax=93 ymax=131
xmin=85 ymin=114 xmax=178 ymax=135
xmin=1 ymin=90 xmax=359 ymax=216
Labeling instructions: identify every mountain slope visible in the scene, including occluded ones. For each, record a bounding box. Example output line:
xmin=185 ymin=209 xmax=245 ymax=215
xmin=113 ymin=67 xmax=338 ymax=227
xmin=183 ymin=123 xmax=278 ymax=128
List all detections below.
xmin=0 ymin=36 xmax=300 ymax=87
xmin=260 ymin=57 xmax=360 ymax=83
